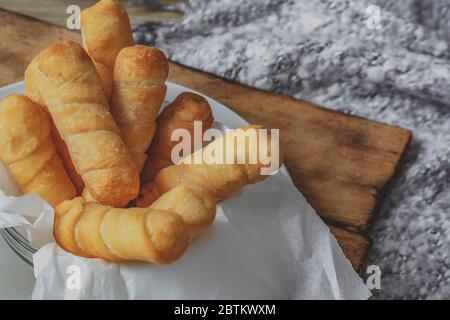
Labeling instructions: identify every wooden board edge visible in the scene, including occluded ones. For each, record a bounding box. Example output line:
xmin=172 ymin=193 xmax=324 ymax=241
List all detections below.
xmin=329 ymin=225 xmax=372 ymax=273
xmin=366 ymin=130 xmax=412 ymax=229
xmin=347 ymin=129 xmax=412 ymax=232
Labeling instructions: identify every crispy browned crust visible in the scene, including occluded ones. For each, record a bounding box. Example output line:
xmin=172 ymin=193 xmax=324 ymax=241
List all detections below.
xmin=54 ymin=197 xmax=189 ymax=264
xmin=0 ymin=94 xmax=77 ymax=207
xmin=81 ymin=0 xmax=133 ymax=71
xmin=24 ymin=41 xmax=139 ymax=207
xmin=141 ymin=92 xmax=214 ymax=184
xmin=153 ymin=125 xmax=283 ymax=202
xmin=110 ymin=46 xmax=169 ymax=172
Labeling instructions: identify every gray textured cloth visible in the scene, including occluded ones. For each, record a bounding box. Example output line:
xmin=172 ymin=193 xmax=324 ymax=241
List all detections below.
xmin=131 ymin=0 xmax=450 ymax=299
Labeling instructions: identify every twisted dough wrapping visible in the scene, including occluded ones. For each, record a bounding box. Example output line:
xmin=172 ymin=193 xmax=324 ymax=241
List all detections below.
xmin=81 ymin=0 xmax=133 ymax=99
xmin=154 ymin=125 xmax=282 ymax=202
xmin=0 ymin=94 xmax=76 ymax=207
xmin=25 ymin=66 xmax=85 ymax=193
xmin=142 ymin=185 xmax=216 ymax=240
xmin=141 ymin=92 xmax=214 ymax=184
xmin=24 ymin=40 xmax=139 ymax=207
xmin=48 ymin=114 xmax=85 ymax=194
xmin=54 ymin=197 xmax=188 ymax=264
xmin=110 ymin=46 xmax=169 ymax=172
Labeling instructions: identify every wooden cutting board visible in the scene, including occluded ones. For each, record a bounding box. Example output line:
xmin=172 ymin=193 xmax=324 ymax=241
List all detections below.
xmin=0 ymin=9 xmax=412 ymax=273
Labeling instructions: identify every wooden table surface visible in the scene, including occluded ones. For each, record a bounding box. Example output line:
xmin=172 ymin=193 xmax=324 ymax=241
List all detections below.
xmin=0 ymin=8 xmax=412 ymax=272
xmin=0 ymin=0 xmax=184 ymax=25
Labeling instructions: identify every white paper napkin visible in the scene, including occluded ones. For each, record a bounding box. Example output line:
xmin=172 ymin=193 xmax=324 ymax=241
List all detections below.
xmin=0 ymin=158 xmax=371 ymax=299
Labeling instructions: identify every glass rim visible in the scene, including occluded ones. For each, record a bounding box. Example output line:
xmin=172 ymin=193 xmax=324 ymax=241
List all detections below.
xmin=1 ymin=227 xmax=36 ymax=266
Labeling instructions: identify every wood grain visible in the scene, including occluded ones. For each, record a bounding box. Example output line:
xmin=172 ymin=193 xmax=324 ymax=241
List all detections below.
xmin=0 ymin=8 xmax=412 ymax=272
xmin=0 ymin=0 xmax=183 ymax=26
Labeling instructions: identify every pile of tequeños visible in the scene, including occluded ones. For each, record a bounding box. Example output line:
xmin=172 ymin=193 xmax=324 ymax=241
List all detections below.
xmin=0 ymin=0 xmax=282 ymax=264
